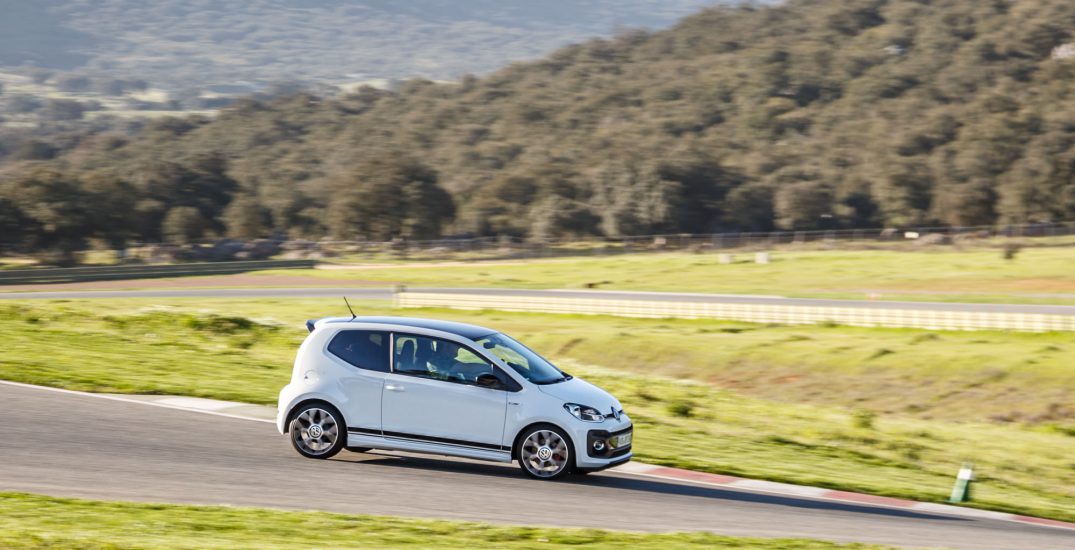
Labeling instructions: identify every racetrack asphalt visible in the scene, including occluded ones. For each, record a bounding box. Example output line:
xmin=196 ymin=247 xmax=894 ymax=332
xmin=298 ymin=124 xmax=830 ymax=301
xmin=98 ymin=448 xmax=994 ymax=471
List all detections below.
xmin=2 ymin=286 xmax=1074 ymax=316
xmin=2 ymin=382 xmax=1072 ymax=549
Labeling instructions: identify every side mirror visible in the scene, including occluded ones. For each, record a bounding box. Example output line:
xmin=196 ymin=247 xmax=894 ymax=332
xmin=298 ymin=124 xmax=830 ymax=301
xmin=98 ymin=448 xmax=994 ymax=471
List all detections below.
xmin=475 ymin=373 xmax=502 ymax=389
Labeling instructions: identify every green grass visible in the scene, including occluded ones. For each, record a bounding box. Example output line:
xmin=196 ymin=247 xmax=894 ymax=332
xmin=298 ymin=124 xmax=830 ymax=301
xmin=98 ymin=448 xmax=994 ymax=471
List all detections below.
xmin=1 ymin=298 xmax=1072 ymax=522
xmin=577 ymin=361 xmax=1075 ymax=523
xmin=5 ymin=299 xmax=1068 ymax=422
xmin=0 ymin=493 xmax=880 ymax=550
xmin=250 ymin=246 xmax=1075 ymax=305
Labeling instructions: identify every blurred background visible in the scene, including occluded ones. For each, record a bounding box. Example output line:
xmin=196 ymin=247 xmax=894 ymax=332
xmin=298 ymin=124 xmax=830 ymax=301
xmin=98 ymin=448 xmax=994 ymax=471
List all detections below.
xmin=2 ymin=0 xmax=1073 ymax=266
xmin=1 ymin=2 xmax=1075 ymax=545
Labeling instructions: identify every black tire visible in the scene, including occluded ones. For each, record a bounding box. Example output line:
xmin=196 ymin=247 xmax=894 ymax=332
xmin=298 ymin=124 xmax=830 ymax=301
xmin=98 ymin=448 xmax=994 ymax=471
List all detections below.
xmin=288 ymin=402 xmax=346 ymax=459
xmin=515 ymin=424 xmax=574 ymax=480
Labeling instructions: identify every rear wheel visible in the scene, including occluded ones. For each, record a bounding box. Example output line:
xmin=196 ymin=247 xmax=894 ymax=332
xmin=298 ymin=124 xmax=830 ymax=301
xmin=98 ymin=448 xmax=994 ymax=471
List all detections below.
xmin=288 ymin=403 xmax=345 ymax=459
xmin=517 ymin=425 xmax=573 ymax=480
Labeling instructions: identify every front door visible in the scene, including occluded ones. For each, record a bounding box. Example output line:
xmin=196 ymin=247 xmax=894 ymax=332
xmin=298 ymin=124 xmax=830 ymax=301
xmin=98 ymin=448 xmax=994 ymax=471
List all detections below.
xmin=382 ymin=334 xmax=508 ymax=450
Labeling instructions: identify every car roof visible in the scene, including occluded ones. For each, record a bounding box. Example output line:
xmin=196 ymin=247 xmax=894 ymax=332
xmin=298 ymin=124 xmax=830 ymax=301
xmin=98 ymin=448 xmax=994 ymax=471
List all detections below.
xmin=349 ymin=316 xmax=498 ymax=340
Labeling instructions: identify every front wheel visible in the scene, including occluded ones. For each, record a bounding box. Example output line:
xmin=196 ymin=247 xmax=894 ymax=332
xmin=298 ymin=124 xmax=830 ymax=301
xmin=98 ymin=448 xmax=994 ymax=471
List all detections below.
xmin=288 ymin=403 xmax=345 ymax=459
xmin=517 ymin=425 xmax=573 ymax=480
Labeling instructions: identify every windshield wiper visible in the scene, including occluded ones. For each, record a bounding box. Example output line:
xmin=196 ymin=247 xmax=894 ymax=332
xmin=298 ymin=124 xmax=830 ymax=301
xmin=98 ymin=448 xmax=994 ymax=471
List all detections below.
xmin=537 ymin=374 xmax=571 ymax=384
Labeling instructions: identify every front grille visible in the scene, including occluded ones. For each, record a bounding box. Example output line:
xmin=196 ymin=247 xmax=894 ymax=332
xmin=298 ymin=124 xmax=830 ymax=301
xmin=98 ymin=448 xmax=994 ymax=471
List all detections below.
xmin=586 ymin=425 xmax=633 ymax=458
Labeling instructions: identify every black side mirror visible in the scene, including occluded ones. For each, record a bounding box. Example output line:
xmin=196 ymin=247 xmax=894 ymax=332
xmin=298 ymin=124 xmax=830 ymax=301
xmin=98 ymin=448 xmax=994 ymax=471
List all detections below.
xmin=475 ymin=373 xmax=502 ymax=389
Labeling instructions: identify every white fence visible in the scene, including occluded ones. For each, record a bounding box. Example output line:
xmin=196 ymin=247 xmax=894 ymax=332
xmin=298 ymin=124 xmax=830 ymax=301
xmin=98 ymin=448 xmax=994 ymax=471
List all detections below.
xmin=396 ymin=291 xmax=1075 ymax=332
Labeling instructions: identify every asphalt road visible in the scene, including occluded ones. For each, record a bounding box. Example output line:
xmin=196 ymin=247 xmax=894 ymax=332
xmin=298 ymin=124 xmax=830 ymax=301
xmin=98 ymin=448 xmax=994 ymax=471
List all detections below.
xmin=2 ymin=286 xmax=1074 ymax=316
xmin=2 ymin=383 xmax=1072 ymax=549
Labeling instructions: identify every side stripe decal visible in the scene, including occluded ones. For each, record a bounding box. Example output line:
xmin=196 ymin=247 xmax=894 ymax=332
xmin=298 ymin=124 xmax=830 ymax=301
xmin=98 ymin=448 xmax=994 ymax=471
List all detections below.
xmin=347 ymin=427 xmax=508 ymax=452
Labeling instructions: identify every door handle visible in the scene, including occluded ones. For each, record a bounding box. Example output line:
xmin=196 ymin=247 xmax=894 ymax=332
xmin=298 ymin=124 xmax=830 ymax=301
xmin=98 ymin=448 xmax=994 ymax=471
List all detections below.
xmin=385 ymin=384 xmax=405 ymax=392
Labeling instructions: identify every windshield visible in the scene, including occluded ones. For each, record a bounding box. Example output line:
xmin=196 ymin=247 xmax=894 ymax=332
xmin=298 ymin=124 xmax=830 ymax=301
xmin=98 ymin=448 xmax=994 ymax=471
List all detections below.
xmin=474 ymin=333 xmax=570 ymax=384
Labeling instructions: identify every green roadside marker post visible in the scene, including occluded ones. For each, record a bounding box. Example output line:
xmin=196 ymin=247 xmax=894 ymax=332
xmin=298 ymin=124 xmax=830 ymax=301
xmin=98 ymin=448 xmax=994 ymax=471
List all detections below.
xmin=949 ymin=462 xmax=975 ymax=503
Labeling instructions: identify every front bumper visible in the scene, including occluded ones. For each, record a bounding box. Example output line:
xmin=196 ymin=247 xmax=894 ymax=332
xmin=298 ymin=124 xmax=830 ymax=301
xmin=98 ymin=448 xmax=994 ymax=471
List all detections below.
xmin=585 ymin=425 xmax=633 ymax=459
xmin=575 ymin=454 xmax=632 ymax=474
xmin=569 ymin=417 xmax=633 ymax=469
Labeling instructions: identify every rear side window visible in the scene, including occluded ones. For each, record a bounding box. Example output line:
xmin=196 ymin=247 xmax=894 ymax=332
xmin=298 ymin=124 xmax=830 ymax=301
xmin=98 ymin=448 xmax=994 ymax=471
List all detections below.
xmin=327 ymin=330 xmax=390 ymax=372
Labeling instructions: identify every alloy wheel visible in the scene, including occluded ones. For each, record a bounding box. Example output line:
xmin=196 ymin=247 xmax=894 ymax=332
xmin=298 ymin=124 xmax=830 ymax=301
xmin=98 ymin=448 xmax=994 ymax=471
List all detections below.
xmin=291 ymin=407 xmax=339 ymax=456
xmin=520 ymin=429 xmax=570 ymax=478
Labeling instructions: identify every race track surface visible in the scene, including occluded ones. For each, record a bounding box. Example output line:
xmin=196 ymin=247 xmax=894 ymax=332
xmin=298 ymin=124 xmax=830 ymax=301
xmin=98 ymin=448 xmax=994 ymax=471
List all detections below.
xmin=2 ymin=383 xmax=1072 ymax=549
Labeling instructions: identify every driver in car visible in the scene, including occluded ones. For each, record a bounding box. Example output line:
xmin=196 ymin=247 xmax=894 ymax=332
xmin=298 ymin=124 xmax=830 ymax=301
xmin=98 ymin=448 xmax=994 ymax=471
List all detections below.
xmin=433 ymin=340 xmax=490 ymax=383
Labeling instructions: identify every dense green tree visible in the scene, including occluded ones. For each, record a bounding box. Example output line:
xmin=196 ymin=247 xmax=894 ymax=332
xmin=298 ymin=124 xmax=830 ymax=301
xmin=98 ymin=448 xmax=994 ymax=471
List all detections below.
xmin=5 ymin=0 xmax=1075 ymax=250
xmin=162 ymin=206 xmax=209 ymax=244
xmin=723 ymin=183 xmax=776 ymax=232
xmin=0 ymin=197 xmax=27 ymax=248
xmin=326 ymin=156 xmax=453 ymax=240
xmin=1 ymin=169 xmax=94 ymax=263
xmin=223 ymin=194 xmax=271 ymax=240
xmin=81 ymin=172 xmax=137 ymax=248
xmin=775 ymin=181 xmax=835 ymax=230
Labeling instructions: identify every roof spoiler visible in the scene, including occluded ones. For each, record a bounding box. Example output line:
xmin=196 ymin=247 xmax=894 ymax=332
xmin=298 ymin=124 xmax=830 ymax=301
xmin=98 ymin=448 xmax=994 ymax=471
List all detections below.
xmin=306 ymin=319 xmax=317 ymax=333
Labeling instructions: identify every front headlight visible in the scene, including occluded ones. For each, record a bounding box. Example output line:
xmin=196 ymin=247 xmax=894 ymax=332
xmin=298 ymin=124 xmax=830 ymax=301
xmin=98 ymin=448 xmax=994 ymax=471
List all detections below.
xmin=564 ymin=403 xmax=605 ymax=422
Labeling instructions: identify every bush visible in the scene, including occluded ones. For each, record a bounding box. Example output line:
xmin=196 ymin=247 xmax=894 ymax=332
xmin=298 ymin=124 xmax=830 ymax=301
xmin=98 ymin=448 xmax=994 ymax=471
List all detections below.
xmin=667 ymin=400 xmax=695 ymax=418
xmin=1003 ymin=243 xmax=1021 ymax=260
xmin=852 ymin=410 xmax=876 ymax=430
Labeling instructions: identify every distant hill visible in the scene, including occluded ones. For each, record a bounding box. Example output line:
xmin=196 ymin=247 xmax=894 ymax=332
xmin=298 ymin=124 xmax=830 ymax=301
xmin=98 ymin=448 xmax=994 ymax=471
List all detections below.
xmin=0 ymin=0 xmax=724 ymax=89
xmin=2 ymin=0 xmax=1075 ymax=254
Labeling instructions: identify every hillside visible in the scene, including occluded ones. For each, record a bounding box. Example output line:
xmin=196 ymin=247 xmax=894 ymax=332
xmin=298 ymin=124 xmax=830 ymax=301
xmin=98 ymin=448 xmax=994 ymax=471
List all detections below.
xmin=3 ymin=0 xmax=1075 ymax=255
xmin=0 ymin=0 xmax=716 ymax=89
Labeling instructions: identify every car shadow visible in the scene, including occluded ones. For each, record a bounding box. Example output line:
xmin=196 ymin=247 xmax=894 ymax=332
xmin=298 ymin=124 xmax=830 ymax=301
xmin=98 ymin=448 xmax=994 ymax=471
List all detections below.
xmin=335 ymin=452 xmax=963 ymax=523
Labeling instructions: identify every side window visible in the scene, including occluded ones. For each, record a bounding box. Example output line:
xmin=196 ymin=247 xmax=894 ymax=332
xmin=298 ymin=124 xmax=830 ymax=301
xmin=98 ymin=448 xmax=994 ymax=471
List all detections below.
xmin=394 ymin=334 xmax=496 ymax=387
xmin=327 ymin=330 xmax=390 ymax=373
xmin=393 ymin=335 xmax=426 ymax=376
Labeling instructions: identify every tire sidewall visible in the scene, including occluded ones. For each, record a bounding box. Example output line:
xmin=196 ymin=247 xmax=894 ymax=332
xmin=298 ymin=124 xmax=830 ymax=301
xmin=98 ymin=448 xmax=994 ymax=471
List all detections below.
xmin=288 ymin=402 xmax=346 ymax=459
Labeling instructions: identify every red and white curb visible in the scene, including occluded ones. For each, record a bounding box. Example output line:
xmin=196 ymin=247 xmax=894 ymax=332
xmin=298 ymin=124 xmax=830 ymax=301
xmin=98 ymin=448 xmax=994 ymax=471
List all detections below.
xmin=613 ymin=462 xmax=1075 ymax=532
xmin=3 ymin=380 xmax=1073 ymax=532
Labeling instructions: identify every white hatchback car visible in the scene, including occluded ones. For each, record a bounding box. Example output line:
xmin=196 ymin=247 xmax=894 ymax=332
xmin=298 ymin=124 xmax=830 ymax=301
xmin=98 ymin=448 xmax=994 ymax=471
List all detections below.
xmin=277 ymin=316 xmax=633 ymax=479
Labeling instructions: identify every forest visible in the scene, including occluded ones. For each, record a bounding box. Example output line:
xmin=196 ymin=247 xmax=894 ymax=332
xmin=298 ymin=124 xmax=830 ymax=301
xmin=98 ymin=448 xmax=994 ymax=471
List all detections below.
xmin=2 ymin=0 xmax=1075 ymax=257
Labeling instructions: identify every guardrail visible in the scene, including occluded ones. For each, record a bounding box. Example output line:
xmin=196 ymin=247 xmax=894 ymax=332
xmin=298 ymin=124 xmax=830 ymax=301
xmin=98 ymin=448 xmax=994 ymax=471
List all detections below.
xmin=396 ymin=290 xmax=1075 ymax=332
xmin=0 ymin=259 xmax=316 ymax=285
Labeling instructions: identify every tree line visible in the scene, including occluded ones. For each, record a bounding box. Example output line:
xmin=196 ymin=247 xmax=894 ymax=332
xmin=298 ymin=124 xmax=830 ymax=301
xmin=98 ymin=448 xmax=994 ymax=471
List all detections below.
xmin=2 ymin=0 xmax=1075 ymax=259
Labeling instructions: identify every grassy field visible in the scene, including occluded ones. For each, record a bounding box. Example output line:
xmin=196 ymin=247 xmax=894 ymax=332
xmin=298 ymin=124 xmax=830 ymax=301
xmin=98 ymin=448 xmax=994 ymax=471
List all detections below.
xmin=0 ymin=493 xmax=879 ymax=550
xmin=1 ymin=298 xmax=1072 ymax=522
xmin=249 ymin=246 xmax=1075 ymax=305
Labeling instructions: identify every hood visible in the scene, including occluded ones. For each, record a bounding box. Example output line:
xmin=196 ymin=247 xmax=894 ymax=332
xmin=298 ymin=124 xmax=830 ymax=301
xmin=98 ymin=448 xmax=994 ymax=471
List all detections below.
xmin=537 ymin=377 xmax=622 ymax=412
